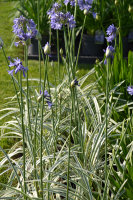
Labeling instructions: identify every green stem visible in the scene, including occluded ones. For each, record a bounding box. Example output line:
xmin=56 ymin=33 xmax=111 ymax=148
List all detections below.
xmin=40 ymin=55 xmax=47 ymax=199
xmin=75 ymin=15 xmax=86 ymax=71
xmin=104 ymin=57 xmax=110 ymax=199
xmin=34 ymin=103 xmax=39 ymax=196
xmin=20 ymin=71 xmax=26 ymax=199
xmin=66 ymin=88 xmax=73 ymax=200
xmin=57 ymin=30 xmax=60 ymax=84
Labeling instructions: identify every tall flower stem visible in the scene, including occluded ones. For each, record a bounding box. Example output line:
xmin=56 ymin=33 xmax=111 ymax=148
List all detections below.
xmin=75 ymin=15 xmax=86 ymax=71
xmin=104 ymin=57 xmax=110 ymax=199
xmin=72 ymin=0 xmax=77 ymax=78
xmin=57 ymin=30 xmax=60 ymax=84
xmin=37 ymin=0 xmax=41 ymax=91
xmin=66 ymin=88 xmax=73 ymax=200
xmin=34 ymin=103 xmax=39 ymax=196
xmin=40 ymin=54 xmax=47 ymax=199
xmin=20 ymin=71 xmax=26 ymax=199
xmin=25 ymin=45 xmax=31 ymax=134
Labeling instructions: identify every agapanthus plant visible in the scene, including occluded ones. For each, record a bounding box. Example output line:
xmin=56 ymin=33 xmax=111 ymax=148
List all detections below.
xmin=47 ymin=3 xmax=76 ymax=30
xmin=37 ymin=90 xmax=53 ymax=108
xmin=13 ymin=15 xmax=37 ymax=46
xmin=7 ymin=57 xmax=28 ymax=77
xmin=105 ymin=24 xmax=117 ymax=43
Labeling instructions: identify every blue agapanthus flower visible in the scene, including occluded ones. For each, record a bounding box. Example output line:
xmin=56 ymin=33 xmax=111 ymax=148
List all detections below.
xmin=78 ymin=0 xmax=92 ymax=10
xmin=105 ymin=24 xmax=117 ymax=43
xmin=78 ymin=0 xmax=96 ymax=18
xmin=39 ymin=90 xmax=53 ymax=108
xmin=127 ymin=85 xmax=133 ymax=96
xmin=7 ymin=57 xmax=28 ymax=77
xmin=47 ymin=3 xmax=61 ymax=15
xmin=64 ymin=0 xmax=76 ymax=6
xmin=103 ymin=46 xmax=115 ymax=64
xmin=13 ymin=15 xmax=37 ymax=46
xmin=47 ymin=3 xmax=76 ymax=30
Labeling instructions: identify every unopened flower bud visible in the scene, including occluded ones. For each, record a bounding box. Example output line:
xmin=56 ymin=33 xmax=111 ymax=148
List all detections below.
xmin=51 ymin=60 xmax=54 ymax=67
xmin=128 ymin=5 xmax=133 ymax=13
xmin=116 ymin=27 xmax=120 ymax=35
xmin=84 ymin=9 xmax=89 ymax=15
xmin=95 ymin=59 xmax=99 ymax=65
xmin=39 ymin=190 xmax=43 ymax=195
xmin=71 ymin=78 xmax=80 ymax=88
xmin=43 ymin=42 xmax=51 ymax=55
xmin=95 ymin=14 xmax=101 ymax=21
xmin=58 ymin=92 xmax=62 ymax=100
xmin=106 ymin=48 xmax=112 ymax=57
xmin=60 ymin=48 xmax=63 ymax=55
xmin=115 ymin=0 xmax=119 ymax=6
xmin=105 ymin=46 xmax=115 ymax=58
xmin=8 ymin=56 xmax=14 ymax=63
xmin=37 ymin=94 xmax=43 ymax=103
xmin=0 ymin=37 xmax=4 ymax=48
xmin=25 ymin=38 xmax=31 ymax=46
xmin=36 ymin=31 xmax=42 ymax=41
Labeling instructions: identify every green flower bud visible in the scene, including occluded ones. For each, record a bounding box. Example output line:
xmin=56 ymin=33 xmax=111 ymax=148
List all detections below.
xmin=95 ymin=59 xmax=99 ymax=65
xmin=58 ymin=92 xmax=62 ymax=100
xmin=115 ymin=0 xmax=119 ymax=6
xmin=106 ymin=48 xmax=112 ymax=58
xmin=36 ymin=31 xmax=42 ymax=41
xmin=84 ymin=9 xmax=89 ymax=15
xmin=37 ymin=95 xmax=43 ymax=103
xmin=51 ymin=60 xmax=54 ymax=67
xmin=60 ymin=48 xmax=63 ymax=55
xmin=116 ymin=27 xmax=120 ymax=35
xmin=39 ymin=190 xmax=43 ymax=195
xmin=43 ymin=42 xmax=51 ymax=55
xmin=128 ymin=5 xmax=133 ymax=13
xmin=71 ymin=78 xmax=80 ymax=88
xmin=96 ymin=14 xmax=101 ymax=21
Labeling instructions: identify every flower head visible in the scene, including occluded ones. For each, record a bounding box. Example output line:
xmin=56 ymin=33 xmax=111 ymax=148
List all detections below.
xmin=47 ymin=3 xmax=61 ymax=16
xmin=43 ymin=42 xmax=51 ymax=56
xmin=71 ymin=78 xmax=80 ymax=88
xmin=127 ymin=85 xmax=133 ymax=96
xmin=7 ymin=57 xmax=28 ymax=77
xmin=105 ymin=24 xmax=117 ymax=43
xmin=64 ymin=0 xmax=76 ymax=6
xmin=13 ymin=15 xmax=37 ymax=46
xmin=37 ymin=90 xmax=53 ymax=108
xmin=78 ymin=0 xmax=92 ymax=11
xmin=47 ymin=3 xmax=76 ymax=30
xmin=0 ymin=37 xmax=3 ymax=49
